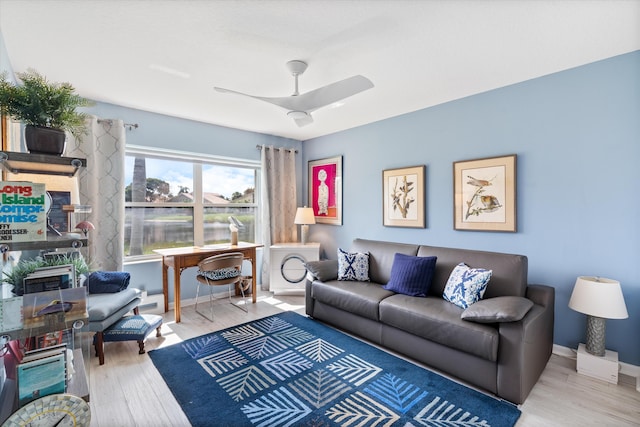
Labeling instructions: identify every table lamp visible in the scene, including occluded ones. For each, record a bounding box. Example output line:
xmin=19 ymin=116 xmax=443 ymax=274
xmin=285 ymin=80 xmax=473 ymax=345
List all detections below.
xmin=75 ymin=220 xmax=95 ymax=237
xmin=294 ymin=207 xmax=315 ymax=244
xmin=228 ymin=216 xmax=243 ymax=246
xmin=568 ymin=276 xmax=628 ymax=356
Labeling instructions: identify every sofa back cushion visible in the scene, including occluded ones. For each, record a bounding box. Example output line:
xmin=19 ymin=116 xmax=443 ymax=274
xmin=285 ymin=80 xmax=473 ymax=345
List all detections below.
xmin=351 ymin=239 xmax=419 ymax=284
xmin=417 ymin=245 xmax=527 ymax=298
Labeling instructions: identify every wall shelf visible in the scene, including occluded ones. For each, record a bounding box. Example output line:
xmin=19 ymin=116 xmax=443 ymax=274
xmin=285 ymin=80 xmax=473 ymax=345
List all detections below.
xmin=0 ymin=150 xmax=91 ymax=423
xmin=0 ymin=151 xmax=86 ymax=177
xmin=0 ymin=237 xmax=88 ymax=254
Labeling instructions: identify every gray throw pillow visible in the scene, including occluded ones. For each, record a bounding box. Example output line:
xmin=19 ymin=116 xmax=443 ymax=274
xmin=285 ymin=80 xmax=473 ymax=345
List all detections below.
xmin=461 ymin=296 xmax=534 ymax=323
xmin=305 ymin=260 xmax=339 ymax=282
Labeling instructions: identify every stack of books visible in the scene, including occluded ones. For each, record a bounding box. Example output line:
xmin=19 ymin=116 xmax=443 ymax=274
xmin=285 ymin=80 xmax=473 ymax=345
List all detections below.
xmin=23 ymin=264 xmax=76 ymax=294
xmin=5 ymin=338 xmax=69 ymax=407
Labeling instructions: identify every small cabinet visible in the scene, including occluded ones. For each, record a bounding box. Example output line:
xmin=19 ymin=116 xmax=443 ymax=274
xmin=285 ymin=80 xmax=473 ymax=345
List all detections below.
xmin=270 ymin=243 xmax=320 ymax=294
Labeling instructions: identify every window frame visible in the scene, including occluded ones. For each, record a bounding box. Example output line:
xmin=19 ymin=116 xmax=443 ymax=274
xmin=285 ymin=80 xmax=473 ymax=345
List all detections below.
xmin=124 ymin=145 xmax=261 ymax=261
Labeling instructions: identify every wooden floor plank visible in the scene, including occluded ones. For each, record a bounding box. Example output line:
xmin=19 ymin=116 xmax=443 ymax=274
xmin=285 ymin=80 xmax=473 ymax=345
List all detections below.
xmin=87 ymin=293 xmax=639 ymax=426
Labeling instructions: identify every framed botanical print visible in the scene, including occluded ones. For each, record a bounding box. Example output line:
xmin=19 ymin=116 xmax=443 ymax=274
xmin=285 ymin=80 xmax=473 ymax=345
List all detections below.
xmin=453 ymin=154 xmax=517 ymax=232
xmin=308 ymin=156 xmax=342 ymax=225
xmin=382 ymin=165 xmax=425 ymax=228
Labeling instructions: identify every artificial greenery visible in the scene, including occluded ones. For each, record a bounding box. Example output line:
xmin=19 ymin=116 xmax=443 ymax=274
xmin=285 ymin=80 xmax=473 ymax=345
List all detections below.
xmin=0 ymin=69 xmax=94 ymax=140
xmin=3 ymin=252 xmax=90 ymax=296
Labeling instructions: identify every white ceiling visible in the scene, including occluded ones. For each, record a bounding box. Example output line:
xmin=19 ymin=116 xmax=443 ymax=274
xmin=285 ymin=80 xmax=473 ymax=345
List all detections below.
xmin=1 ymin=1 xmax=638 ymax=141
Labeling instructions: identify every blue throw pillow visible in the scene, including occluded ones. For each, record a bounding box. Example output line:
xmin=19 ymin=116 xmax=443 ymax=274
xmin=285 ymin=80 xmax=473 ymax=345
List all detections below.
xmin=383 ymin=254 xmax=437 ymax=297
xmin=443 ymin=263 xmax=492 ymax=309
xmin=337 ymin=248 xmax=370 ymax=281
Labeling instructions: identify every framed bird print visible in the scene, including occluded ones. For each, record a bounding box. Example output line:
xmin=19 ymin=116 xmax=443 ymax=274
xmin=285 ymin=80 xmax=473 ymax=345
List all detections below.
xmin=453 ymin=154 xmax=516 ymax=232
xmin=383 ymin=165 xmax=425 ymax=228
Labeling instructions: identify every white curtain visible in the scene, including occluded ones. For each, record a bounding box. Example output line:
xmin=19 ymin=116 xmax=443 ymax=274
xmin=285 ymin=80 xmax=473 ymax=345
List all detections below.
xmin=66 ymin=116 xmax=126 ymax=271
xmin=260 ymin=145 xmax=297 ymax=290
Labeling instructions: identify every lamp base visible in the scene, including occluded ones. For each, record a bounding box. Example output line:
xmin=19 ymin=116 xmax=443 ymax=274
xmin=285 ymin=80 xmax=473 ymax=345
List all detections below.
xmin=300 ymin=224 xmax=309 ymax=245
xmin=576 ymin=343 xmax=619 ymax=383
xmin=585 ymin=315 xmax=606 ymax=356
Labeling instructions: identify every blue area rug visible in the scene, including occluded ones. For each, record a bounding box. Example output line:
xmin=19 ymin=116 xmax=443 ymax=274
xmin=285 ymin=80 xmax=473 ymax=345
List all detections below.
xmin=149 ymin=311 xmax=520 ymax=427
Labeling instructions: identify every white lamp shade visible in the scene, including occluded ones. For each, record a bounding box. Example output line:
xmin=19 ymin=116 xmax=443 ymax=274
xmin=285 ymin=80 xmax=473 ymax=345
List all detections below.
xmin=569 ymin=276 xmax=628 ymax=319
xmin=294 ymin=207 xmax=316 ymax=225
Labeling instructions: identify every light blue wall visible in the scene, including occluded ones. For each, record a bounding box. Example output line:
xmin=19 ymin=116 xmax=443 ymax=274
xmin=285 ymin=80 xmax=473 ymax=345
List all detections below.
xmin=302 ymin=51 xmax=640 ymax=365
xmin=83 ymin=102 xmax=302 ymax=301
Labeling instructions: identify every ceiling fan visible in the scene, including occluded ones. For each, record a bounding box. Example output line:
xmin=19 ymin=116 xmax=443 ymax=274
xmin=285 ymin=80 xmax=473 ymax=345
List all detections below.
xmin=214 ymin=60 xmax=374 ymax=127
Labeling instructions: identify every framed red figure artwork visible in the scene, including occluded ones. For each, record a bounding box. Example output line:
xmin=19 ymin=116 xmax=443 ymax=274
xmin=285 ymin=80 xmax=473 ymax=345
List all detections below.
xmin=308 ymin=156 xmax=342 ymax=225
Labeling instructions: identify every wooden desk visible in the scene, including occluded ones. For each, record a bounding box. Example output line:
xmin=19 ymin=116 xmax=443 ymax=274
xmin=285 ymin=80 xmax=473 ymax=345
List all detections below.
xmin=154 ymin=242 xmax=263 ymax=323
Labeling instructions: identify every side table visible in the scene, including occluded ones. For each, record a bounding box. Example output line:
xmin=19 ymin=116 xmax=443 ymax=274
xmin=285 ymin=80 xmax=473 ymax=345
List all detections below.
xmin=270 ymin=243 xmax=320 ymax=294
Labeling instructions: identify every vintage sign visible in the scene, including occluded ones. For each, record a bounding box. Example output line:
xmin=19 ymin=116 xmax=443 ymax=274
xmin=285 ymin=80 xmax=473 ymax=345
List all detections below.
xmin=0 ymin=181 xmax=47 ymax=242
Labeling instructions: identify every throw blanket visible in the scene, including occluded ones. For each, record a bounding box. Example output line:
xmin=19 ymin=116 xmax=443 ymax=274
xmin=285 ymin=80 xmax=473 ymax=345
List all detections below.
xmin=88 ymin=271 xmax=130 ymax=294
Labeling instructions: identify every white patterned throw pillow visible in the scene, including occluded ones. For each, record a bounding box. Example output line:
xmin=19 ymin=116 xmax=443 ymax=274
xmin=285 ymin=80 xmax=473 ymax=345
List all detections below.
xmin=337 ymin=248 xmax=370 ymax=281
xmin=443 ymin=263 xmax=492 ymax=309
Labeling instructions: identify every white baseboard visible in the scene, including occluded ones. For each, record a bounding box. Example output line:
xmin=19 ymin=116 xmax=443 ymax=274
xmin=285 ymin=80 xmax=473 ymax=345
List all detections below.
xmin=553 ymin=343 xmax=640 ymax=392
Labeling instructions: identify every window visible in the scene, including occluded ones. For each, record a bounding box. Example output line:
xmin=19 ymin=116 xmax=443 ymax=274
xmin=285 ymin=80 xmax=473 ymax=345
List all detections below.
xmin=124 ymin=146 xmax=260 ymax=258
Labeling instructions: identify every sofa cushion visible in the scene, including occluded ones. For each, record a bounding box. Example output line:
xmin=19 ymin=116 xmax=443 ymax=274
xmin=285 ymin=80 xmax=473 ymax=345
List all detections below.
xmin=338 ymin=248 xmax=370 ymax=281
xmin=443 ymin=263 xmax=492 ymax=309
xmin=312 ymin=280 xmax=394 ymax=321
xmin=379 ymin=294 xmax=499 ymax=361
xmin=305 ymin=260 xmax=339 ymax=282
xmin=352 ymin=239 xmax=419 ymax=284
xmin=417 ymin=245 xmax=527 ymax=298
xmin=87 ymin=287 xmax=142 ymax=322
xmin=461 ymin=296 xmax=533 ymax=323
xmin=383 ymin=254 xmax=437 ymax=297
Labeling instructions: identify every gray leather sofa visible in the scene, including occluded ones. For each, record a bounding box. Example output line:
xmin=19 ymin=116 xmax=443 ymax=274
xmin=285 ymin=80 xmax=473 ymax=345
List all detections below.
xmin=305 ymin=238 xmax=554 ymax=404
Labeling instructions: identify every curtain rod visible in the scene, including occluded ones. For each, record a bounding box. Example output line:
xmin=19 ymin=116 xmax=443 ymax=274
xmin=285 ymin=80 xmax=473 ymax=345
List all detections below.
xmin=97 ymin=119 xmax=139 ymax=130
xmin=256 ymin=145 xmax=298 ymax=153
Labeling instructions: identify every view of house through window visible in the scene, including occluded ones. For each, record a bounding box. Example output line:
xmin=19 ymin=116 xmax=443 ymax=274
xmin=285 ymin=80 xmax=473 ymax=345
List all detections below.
xmin=124 ymin=151 xmax=258 ymax=258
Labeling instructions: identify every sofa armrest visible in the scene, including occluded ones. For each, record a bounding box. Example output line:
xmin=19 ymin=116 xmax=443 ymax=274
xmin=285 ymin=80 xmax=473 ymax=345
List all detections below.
xmin=305 ymin=260 xmax=339 ymax=317
xmin=526 ymin=284 xmax=554 ymax=308
xmin=305 ymin=260 xmax=338 ymax=281
xmin=496 ymin=284 xmax=555 ymax=404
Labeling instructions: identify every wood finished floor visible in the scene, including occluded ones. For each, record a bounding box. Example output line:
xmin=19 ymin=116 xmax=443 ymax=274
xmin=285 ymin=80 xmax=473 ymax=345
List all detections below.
xmin=87 ymin=293 xmax=640 ymax=426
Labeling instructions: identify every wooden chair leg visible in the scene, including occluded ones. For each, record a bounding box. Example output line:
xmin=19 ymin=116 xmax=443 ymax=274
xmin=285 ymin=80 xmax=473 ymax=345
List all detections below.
xmin=138 ymin=340 xmax=145 ymax=354
xmin=95 ymin=332 xmax=105 ymax=365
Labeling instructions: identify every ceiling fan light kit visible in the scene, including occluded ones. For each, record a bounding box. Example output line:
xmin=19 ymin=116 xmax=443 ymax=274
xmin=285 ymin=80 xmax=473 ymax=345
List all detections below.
xmin=287 ymin=111 xmax=308 ymax=119
xmin=214 ymin=60 xmax=373 ymax=127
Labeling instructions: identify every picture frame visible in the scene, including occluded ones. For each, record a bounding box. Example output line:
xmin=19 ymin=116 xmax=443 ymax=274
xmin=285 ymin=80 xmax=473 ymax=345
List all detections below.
xmin=382 ymin=165 xmax=425 ymax=228
xmin=453 ymin=154 xmax=517 ymax=232
xmin=308 ymin=156 xmax=342 ymax=225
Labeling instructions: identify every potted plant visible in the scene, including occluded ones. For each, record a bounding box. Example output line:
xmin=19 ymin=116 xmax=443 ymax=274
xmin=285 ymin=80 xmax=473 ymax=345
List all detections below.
xmin=0 ymin=69 xmax=93 ymax=155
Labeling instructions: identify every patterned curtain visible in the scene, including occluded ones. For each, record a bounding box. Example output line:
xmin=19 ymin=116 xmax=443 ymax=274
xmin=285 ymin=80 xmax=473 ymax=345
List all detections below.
xmin=260 ymin=145 xmax=297 ymax=290
xmin=66 ymin=116 xmax=126 ymax=271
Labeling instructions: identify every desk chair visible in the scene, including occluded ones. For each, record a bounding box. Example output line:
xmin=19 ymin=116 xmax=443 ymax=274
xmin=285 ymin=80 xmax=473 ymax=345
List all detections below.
xmin=195 ymin=252 xmax=247 ymax=321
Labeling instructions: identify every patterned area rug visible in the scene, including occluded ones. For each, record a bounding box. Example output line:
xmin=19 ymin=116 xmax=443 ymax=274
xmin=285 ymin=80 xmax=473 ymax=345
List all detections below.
xmin=149 ymin=312 xmax=520 ymax=427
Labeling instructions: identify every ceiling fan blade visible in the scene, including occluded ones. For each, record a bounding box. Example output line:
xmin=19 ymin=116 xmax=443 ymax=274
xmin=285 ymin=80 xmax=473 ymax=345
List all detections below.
xmin=293 ymin=114 xmax=314 ymax=127
xmin=295 ymin=75 xmax=374 ymax=112
xmin=215 ymin=75 xmax=373 ymax=113
xmin=215 ymin=86 xmax=300 ymax=110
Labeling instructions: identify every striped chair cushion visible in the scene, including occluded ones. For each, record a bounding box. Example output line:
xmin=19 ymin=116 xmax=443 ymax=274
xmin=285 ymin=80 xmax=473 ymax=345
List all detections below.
xmin=197 ymin=267 xmax=240 ymax=281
